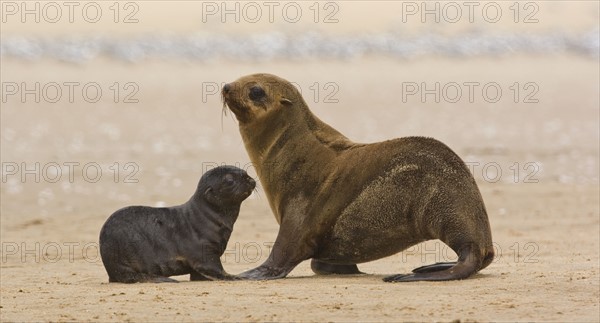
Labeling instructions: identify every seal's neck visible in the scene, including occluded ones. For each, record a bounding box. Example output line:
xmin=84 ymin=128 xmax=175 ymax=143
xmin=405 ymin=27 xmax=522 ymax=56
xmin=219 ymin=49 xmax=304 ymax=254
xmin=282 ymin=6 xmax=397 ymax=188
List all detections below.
xmin=184 ymin=197 xmax=240 ymax=231
xmin=239 ymin=103 xmax=357 ymax=223
xmin=304 ymin=109 xmax=355 ymax=150
xmin=239 ymin=104 xmax=354 ymax=164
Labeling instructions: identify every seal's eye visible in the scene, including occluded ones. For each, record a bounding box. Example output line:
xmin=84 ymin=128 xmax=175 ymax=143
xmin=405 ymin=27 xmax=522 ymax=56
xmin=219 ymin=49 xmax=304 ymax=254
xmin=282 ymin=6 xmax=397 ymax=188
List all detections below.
xmin=223 ymin=174 xmax=235 ymax=185
xmin=249 ymin=86 xmax=265 ymax=101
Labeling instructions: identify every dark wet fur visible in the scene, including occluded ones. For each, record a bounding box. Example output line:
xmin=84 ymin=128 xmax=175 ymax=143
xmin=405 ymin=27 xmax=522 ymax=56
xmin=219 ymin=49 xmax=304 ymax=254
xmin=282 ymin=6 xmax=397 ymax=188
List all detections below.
xmin=99 ymin=166 xmax=255 ymax=283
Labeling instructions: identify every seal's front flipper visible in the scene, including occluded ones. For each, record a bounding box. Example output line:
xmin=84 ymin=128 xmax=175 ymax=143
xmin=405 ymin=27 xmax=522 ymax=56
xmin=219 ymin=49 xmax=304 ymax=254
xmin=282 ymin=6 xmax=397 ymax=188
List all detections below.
xmin=238 ymin=265 xmax=290 ymax=280
xmin=189 ymin=272 xmax=210 ymax=281
xmin=191 ymin=261 xmax=239 ymax=281
xmin=411 ymin=262 xmax=456 ymax=273
xmin=238 ymin=217 xmax=313 ymax=280
xmin=147 ymin=276 xmax=179 ymax=283
xmin=191 ymin=273 xmax=240 ymax=281
xmin=311 ymin=259 xmax=364 ymax=275
xmin=109 ymin=272 xmax=177 ymax=284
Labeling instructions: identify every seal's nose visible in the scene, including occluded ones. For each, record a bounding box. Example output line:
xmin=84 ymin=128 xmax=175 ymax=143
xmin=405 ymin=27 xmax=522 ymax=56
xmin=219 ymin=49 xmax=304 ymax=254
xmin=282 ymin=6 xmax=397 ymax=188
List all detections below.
xmin=248 ymin=177 xmax=256 ymax=188
xmin=223 ymin=83 xmax=231 ymax=94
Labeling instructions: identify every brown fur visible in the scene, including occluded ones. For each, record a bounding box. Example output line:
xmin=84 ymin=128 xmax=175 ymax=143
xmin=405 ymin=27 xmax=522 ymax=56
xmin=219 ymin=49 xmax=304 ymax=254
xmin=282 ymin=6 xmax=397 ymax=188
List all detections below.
xmin=223 ymin=73 xmax=494 ymax=282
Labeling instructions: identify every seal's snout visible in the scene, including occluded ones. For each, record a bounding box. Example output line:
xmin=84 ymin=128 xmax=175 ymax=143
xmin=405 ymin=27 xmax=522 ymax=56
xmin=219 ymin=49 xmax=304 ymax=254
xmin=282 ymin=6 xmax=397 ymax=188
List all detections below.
xmin=222 ymin=81 xmax=252 ymax=123
xmin=222 ymin=83 xmax=231 ymax=94
xmin=247 ymin=177 xmax=256 ymax=189
xmin=240 ymin=175 xmax=256 ymax=199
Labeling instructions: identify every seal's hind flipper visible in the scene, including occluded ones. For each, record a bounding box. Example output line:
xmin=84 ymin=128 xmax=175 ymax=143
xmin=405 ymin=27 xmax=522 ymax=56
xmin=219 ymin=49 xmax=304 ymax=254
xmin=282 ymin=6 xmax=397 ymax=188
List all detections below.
xmin=383 ymin=244 xmax=484 ymax=282
xmin=382 ymin=261 xmax=474 ymax=282
xmin=411 ymin=262 xmax=456 ymax=273
xmin=311 ymin=259 xmax=364 ymax=275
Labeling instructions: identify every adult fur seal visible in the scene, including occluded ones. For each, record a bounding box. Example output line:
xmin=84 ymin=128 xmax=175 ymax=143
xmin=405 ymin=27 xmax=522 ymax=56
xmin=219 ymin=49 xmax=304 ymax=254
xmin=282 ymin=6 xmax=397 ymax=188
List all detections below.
xmin=99 ymin=166 xmax=255 ymax=283
xmin=222 ymin=73 xmax=494 ymax=282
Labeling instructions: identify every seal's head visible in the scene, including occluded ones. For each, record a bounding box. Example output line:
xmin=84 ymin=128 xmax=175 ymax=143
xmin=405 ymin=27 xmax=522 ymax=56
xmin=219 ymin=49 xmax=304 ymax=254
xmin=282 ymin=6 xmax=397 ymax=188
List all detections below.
xmin=197 ymin=166 xmax=256 ymax=207
xmin=222 ymin=73 xmax=302 ymax=124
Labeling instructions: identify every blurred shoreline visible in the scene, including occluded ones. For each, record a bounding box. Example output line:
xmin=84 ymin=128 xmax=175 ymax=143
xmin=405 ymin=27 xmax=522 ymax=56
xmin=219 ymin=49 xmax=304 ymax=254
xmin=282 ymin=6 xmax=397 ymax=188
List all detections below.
xmin=1 ymin=28 xmax=598 ymax=63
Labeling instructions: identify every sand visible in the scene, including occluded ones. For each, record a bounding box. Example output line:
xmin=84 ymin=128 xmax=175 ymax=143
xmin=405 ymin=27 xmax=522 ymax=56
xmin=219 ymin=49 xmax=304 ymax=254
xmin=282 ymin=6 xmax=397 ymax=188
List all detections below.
xmin=0 ymin=54 xmax=598 ymax=322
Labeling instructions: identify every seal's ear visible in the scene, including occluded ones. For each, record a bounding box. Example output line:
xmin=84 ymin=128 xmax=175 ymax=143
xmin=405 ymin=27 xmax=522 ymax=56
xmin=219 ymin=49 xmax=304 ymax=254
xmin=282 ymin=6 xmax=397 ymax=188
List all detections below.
xmin=280 ymin=98 xmax=293 ymax=106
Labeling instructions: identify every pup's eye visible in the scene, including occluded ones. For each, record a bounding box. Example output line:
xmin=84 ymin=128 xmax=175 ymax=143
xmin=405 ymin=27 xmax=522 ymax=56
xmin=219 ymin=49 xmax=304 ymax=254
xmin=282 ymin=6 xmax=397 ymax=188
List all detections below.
xmin=249 ymin=86 xmax=265 ymax=101
xmin=223 ymin=174 xmax=235 ymax=184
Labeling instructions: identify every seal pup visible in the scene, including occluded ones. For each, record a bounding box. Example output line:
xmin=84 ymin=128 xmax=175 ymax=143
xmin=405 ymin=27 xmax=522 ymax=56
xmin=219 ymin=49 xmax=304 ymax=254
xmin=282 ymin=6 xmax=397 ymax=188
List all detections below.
xmin=222 ymin=73 xmax=494 ymax=282
xmin=99 ymin=166 xmax=255 ymax=283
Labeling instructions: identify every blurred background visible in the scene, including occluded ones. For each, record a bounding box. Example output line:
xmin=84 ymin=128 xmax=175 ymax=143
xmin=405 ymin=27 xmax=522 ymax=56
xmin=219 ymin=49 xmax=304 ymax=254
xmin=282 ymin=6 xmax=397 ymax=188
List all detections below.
xmin=2 ymin=1 xmax=598 ymax=217
xmin=1 ymin=0 xmax=599 ymax=254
